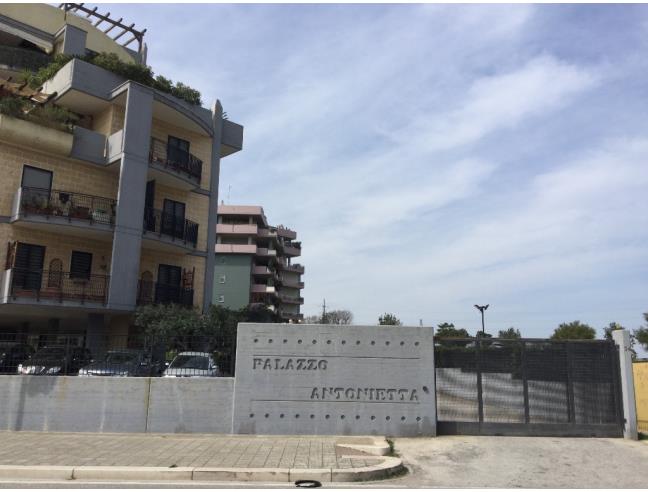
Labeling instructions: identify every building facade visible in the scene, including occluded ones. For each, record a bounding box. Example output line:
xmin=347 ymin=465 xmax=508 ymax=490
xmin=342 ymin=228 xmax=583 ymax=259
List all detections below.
xmin=214 ymin=205 xmax=304 ymax=322
xmin=0 ymin=4 xmax=243 ymax=350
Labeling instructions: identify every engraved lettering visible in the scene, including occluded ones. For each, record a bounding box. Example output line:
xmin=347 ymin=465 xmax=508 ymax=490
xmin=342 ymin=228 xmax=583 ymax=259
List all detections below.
xmin=263 ymin=359 xmax=272 ymax=370
xmin=376 ymin=388 xmax=386 ymax=400
xmin=296 ymin=359 xmax=305 ymax=370
xmin=410 ymin=389 xmax=419 ymax=401
xmin=334 ymin=387 xmax=343 ymax=399
xmin=253 ymin=358 xmax=262 ymax=369
xmin=285 ymin=359 xmax=294 ymax=370
xmin=310 ymin=388 xmax=319 ymax=400
xmin=318 ymin=360 xmax=327 ymax=370
xmin=252 ymin=357 xmax=328 ymax=371
xmin=387 ymin=389 xmax=396 ymax=401
xmin=345 ymin=388 xmax=356 ymax=399
xmin=306 ymin=387 xmax=421 ymax=403
xmin=306 ymin=359 xmax=317 ymax=370
xmin=398 ymin=389 xmax=408 ymax=401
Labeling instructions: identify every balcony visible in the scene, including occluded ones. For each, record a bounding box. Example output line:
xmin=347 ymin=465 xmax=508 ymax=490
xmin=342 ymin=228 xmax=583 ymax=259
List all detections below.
xmin=252 ymin=265 xmax=273 ymax=276
xmin=282 ymin=242 xmax=302 ymax=257
xmin=216 ymin=223 xmax=258 ymax=235
xmin=281 ymin=263 xmax=305 ymax=274
xmin=142 ymin=207 xmax=199 ymax=252
xmin=5 ymin=268 xmax=109 ymax=307
xmin=276 ymin=226 xmax=297 ymax=240
xmin=136 ymin=281 xmax=194 ymax=307
xmin=279 ymin=311 xmax=304 ymax=321
xmin=282 ymin=279 xmax=305 ymax=289
xmin=257 ymin=228 xmax=276 ymax=238
xmin=256 ymin=247 xmax=277 ymax=257
xmin=12 ymin=187 xmax=116 ymax=239
xmin=216 ymin=243 xmax=257 ymax=254
xmin=148 ymin=137 xmax=203 ymax=189
xmin=278 ymin=294 xmax=304 ymax=305
xmin=0 ymin=45 xmax=51 ymax=73
xmin=251 ymin=284 xmax=276 ymax=294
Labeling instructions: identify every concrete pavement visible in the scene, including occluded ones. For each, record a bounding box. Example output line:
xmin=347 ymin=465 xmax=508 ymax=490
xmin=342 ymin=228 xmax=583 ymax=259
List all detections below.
xmin=0 ymin=432 xmax=401 ymax=483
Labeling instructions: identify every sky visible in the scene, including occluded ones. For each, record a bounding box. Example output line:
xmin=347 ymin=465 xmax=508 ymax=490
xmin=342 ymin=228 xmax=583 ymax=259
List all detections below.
xmin=108 ymin=3 xmax=648 ymax=342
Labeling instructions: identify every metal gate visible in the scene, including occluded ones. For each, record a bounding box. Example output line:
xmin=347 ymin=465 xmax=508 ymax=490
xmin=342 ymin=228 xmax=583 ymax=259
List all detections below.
xmin=434 ymin=338 xmax=624 ymax=437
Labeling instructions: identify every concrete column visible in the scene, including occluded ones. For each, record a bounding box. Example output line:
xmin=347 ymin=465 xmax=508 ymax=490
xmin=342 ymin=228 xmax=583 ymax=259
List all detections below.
xmin=86 ymin=313 xmax=106 ymax=359
xmin=202 ymin=101 xmax=224 ymax=313
xmin=613 ymin=329 xmax=638 ymax=440
xmin=107 ymin=83 xmax=153 ymax=311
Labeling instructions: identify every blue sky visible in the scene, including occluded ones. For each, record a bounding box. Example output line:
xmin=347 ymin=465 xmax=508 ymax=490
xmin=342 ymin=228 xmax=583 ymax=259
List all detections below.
xmin=110 ymin=4 xmax=648 ymax=340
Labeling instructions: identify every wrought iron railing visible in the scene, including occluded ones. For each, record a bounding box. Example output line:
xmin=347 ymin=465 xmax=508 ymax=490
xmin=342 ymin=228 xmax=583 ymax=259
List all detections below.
xmin=9 ymin=268 xmax=109 ymax=304
xmin=143 ymin=207 xmax=198 ymax=247
xmin=136 ymin=280 xmax=194 ymax=307
xmin=149 ymin=137 xmax=202 ymax=183
xmin=19 ymin=187 xmax=116 ymax=226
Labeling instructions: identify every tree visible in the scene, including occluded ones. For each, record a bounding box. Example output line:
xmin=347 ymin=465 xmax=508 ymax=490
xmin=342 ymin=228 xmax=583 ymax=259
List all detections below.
xmin=134 ymin=304 xmax=205 ymax=339
xmin=378 ymin=313 xmax=402 ymax=326
xmin=550 ymin=320 xmax=596 ymax=340
xmin=324 ymin=309 xmax=354 ymax=325
xmin=634 ymin=312 xmax=648 ymax=352
xmin=603 ymin=322 xmax=637 ymax=359
xmin=498 ymin=327 xmax=521 ymax=339
xmin=436 ymin=322 xmax=470 ymax=338
xmin=303 ymin=315 xmax=321 ymax=324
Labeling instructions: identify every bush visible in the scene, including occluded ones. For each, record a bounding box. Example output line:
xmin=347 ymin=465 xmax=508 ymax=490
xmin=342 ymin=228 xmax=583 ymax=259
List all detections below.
xmin=24 ymin=52 xmax=203 ymax=107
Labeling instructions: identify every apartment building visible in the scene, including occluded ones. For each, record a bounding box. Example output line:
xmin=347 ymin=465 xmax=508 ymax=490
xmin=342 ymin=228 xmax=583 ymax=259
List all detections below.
xmin=0 ymin=4 xmax=243 ymax=349
xmin=214 ymin=205 xmax=304 ymax=322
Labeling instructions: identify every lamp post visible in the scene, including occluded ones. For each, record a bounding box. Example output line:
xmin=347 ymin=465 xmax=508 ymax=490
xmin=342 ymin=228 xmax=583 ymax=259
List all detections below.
xmin=474 ymin=304 xmax=489 ymax=334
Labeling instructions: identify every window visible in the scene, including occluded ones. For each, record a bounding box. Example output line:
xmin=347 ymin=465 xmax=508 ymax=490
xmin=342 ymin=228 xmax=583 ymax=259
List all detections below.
xmin=219 ymin=275 xmax=226 ymax=284
xmin=12 ymin=242 xmax=45 ymax=290
xmin=70 ymin=251 xmax=92 ymax=280
xmin=161 ymin=199 xmax=186 ymax=239
xmin=167 ymin=136 xmax=190 ymax=165
xmin=21 ymin=165 xmax=52 ymax=191
xmin=156 ymin=264 xmax=182 ymax=304
xmin=217 ymin=295 xmax=225 ymax=303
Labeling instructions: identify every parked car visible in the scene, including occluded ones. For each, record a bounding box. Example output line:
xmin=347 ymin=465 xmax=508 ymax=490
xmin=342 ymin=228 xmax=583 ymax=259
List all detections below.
xmin=0 ymin=343 xmax=35 ymax=373
xmin=163 ymin=351 xmax=220 ymax=377
xmin=17 ymin=346 xmax=92 ymax=375
xmin=78 ymin=349 xmax=162 ymax=377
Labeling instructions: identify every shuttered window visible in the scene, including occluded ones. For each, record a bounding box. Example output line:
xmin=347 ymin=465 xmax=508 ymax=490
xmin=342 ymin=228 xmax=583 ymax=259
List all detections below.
xmin=70 ymin=251 xmax=92 ymax=280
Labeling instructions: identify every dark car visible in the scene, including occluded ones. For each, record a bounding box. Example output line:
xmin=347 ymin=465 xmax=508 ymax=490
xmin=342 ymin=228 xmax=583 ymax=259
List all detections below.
xmin=0 ymin=343 xmax=35 ymax=373
xmin=17 ymin=346 xmax=92 ymax=375
xmin=78 ymin=349 xmax=162 ymax=377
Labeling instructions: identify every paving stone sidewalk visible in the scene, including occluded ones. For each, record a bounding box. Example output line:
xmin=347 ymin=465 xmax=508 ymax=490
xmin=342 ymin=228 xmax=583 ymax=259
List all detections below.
xmin=0 ymin=432 xmax=383 ymax=470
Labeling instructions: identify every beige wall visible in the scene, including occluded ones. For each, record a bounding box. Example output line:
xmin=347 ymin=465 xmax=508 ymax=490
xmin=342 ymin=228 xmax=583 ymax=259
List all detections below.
xmin=0 ymin=141 xmax=119 ymax=217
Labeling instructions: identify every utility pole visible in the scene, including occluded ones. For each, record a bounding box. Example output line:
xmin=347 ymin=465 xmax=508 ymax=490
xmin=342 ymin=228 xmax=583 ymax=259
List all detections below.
xmin=474 ymin=304 xmax=489 ymax=334
xmin=321 ymin=298 xmax=327 ymax=324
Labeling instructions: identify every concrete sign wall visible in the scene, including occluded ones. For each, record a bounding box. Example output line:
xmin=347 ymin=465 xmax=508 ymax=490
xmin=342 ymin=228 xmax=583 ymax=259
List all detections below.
xmin=232 ymin=323 xmax=436 ymax=437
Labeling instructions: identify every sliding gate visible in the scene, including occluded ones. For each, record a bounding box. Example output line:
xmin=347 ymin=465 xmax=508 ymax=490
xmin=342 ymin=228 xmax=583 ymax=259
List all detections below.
xmin=434 ymin=338 xmax=624 ymax=437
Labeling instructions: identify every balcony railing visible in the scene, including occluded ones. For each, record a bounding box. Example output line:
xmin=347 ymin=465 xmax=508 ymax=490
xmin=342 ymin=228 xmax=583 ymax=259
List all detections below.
xmin=9 ymin=268 xmax=109 ymax=304
xmin=0 ymin=45 xmax=51 ymax=71
xmin=143 ymin=207 xmax=198 ymax=248
xmin=281 ymin=263 xmax=305 ymax=274
xmin=136 ymin=281 xmax=194 ymax=307
xmin=279 ymin=294 xmax=304 ymax=304
xmin=149 ymin=137 xmax=202 ymax=183
xmin=18 ymin=187 xmax=116 ymax=226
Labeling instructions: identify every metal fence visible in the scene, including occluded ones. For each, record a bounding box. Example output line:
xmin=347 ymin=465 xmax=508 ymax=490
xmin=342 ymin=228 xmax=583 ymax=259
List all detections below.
xmin=10 ymin=268 xmax=110 ymax=304
xmin=143 ymin=207 xmax=199 ymax=247
xmin=0 ymin=332 xmax=237 ymax=378
xmin=434 ymin=337 xmax=624 ymax=437
xmin=19 ymin=187 xmax=116 ymax=226
xmin=149 ymin=137 xmax=203 ymax=183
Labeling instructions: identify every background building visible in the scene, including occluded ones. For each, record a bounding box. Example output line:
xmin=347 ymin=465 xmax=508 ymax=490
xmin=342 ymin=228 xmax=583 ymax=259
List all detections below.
xmin=0 ymin=4 xmax=243 ymax=351
xmin=214 ymin=205 xmax=304 ymax=322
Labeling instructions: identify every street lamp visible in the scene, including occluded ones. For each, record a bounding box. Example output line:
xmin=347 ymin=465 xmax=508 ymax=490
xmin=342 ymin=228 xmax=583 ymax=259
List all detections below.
xmin=474 ymin=304 xmax=489 ymax=334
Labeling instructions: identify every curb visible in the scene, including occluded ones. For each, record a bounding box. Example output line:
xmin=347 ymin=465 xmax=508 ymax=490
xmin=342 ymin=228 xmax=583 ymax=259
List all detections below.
xmin=0 ymin=457 xmax=403 ymax=483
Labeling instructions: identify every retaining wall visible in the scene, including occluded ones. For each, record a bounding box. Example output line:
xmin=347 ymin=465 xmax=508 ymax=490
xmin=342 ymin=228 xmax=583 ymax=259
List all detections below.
xmin=0 ymin=376 xmax=234 ymax=433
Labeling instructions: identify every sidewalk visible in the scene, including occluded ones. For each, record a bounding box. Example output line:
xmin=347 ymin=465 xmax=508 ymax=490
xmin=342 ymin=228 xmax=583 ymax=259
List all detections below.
xmin=0 ymin=432 xmax=402 ymax=483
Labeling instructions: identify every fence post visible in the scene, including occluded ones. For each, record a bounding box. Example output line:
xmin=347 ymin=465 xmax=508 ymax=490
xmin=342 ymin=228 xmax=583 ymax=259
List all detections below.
xmin=612 ymin=330 xmax=638 ymax=440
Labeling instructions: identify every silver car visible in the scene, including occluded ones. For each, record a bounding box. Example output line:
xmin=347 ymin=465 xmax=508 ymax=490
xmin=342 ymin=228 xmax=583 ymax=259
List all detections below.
xmin=163 ymin=351 xmax=220 ymax=377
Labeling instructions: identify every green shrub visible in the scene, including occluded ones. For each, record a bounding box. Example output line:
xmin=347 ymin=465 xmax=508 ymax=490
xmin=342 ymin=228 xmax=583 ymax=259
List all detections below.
xmin=0 ymin=96 xmax=26 ymax=117
xmin=24 ymin=52 xmax=203 ymax=106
